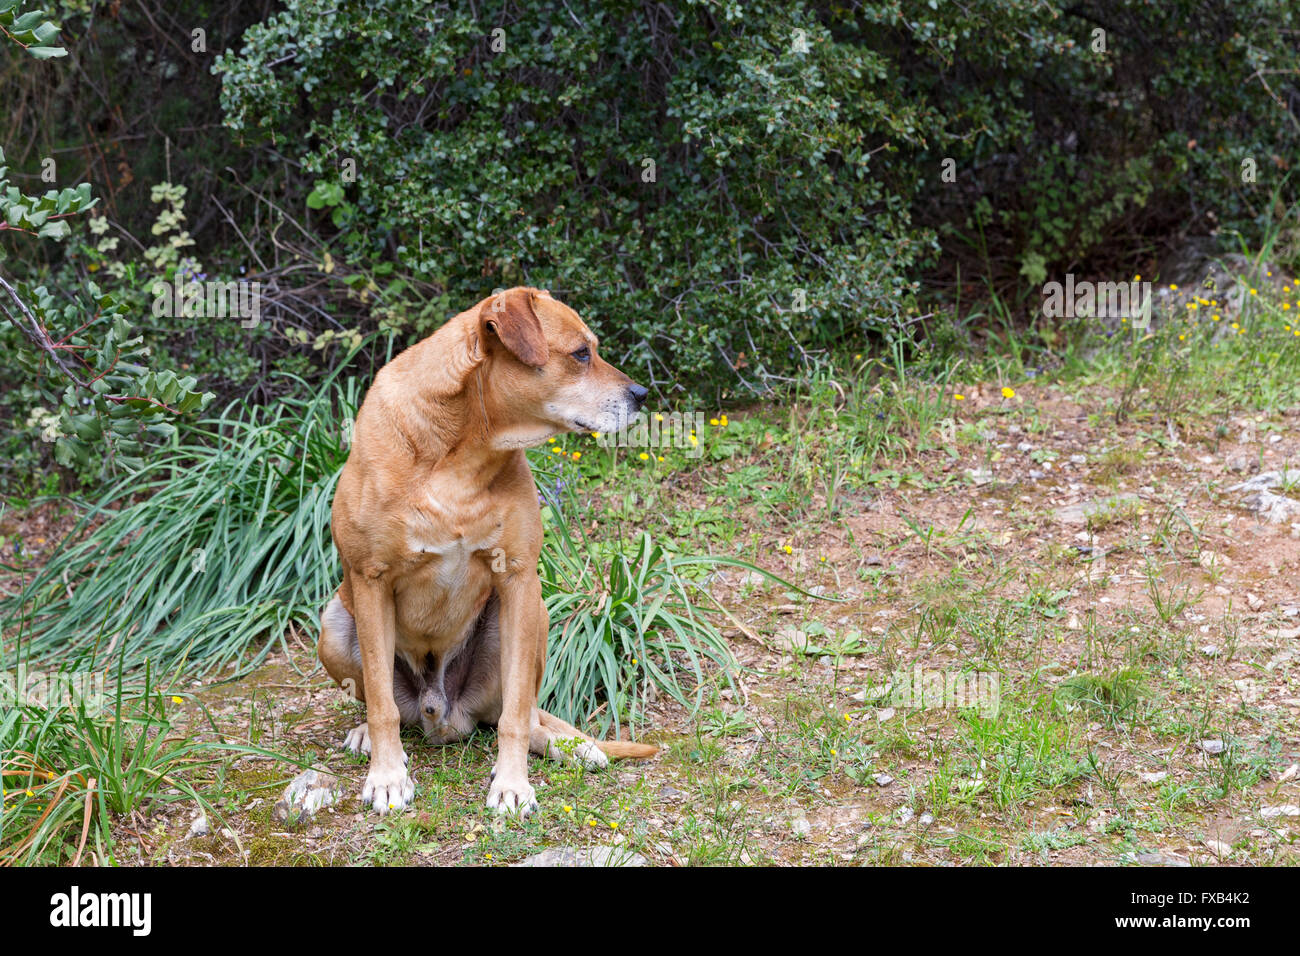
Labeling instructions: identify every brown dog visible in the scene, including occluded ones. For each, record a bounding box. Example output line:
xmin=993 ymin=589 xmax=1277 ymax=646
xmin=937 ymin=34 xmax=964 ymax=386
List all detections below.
xmin=318 ymin=287 xmax=656 ymax=816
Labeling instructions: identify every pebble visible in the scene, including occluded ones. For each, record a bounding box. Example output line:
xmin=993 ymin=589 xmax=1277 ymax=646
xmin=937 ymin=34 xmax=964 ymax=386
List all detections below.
xmin=273 ymin=769 xmax=342 ymax=826
xmin=1053 ymin=493 xmax=1139 ymax=525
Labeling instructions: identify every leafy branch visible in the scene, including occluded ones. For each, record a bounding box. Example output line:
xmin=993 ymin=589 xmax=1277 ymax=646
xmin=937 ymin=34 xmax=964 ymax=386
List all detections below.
xmin=0 ymin=0 xmax=66 ymax=60
xmin=0 ymin=16 xmax=214 ymax=477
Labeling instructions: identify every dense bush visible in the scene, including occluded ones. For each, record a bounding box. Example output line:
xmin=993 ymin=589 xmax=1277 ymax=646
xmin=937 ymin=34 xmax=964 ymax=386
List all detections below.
xmin=1 ymin=0 xmax=1297 ymax=493
xmin=213 ymin=0 xmax=1300 ymax=396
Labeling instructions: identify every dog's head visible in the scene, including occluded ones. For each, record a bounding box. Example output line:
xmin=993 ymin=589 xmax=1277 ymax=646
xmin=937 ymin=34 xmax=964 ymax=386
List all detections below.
xmin=475 ymin=287 xmax=647 ymax=447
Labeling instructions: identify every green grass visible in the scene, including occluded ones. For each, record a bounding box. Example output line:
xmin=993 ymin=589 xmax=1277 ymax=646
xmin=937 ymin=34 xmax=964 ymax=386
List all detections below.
xmin=2 ymin=371 xmax=356 ymax=676
xmin=6 ymin=236 xmax=1300 ymax=866
xmin=3 ymin=366 xmax=807 ymax=746
xmin=0 ymin=647 xmax=284 ymax=865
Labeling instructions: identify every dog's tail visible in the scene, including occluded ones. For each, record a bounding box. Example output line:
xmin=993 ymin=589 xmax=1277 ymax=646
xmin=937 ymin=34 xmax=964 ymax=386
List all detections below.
xmin=539 ymin=708 xmax=659 ymax=760
xmin=592 ymin=740 xmax=659 ymax=759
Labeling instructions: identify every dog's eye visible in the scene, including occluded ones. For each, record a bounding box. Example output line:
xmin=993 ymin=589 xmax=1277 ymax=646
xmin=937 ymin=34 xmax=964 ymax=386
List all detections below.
xmin=571 ymin=347 xmax=591 ymax=363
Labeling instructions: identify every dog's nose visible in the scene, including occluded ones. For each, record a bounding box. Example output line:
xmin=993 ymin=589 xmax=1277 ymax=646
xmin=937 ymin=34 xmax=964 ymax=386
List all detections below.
xmin=423 ymin=702 xmax=441 ymax=718
xmin=627 ymin=383 xmax=649 ymax=409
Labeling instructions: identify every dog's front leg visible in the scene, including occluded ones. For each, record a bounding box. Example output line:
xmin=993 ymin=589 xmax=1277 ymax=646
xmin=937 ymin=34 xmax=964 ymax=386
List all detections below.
xmin=486 ymin=573 xmax=542 ymax=816
xmin=353 ymin=577 xmax=414 ymax=814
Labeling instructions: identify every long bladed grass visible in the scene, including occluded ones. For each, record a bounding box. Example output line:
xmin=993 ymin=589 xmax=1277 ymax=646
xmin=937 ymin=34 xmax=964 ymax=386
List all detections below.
xmin=3 ymin=371 xmax=799 ymax=743
xmin=2 ymin=373 xmax=356 ymax=676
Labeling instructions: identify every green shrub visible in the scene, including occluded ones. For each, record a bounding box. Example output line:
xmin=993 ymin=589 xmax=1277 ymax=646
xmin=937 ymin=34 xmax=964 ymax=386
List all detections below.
xmin=213 ymin=0 xmax=1299 ymax=396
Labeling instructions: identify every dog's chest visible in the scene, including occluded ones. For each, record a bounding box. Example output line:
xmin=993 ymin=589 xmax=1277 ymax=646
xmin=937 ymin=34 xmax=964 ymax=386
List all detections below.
xmin=390 ymin=468 xmax=516 ymax=650
xmin=397 ymin=486 xmax=499 ymax=590
xmin=394 ymin=524 xmax=497 ymax=651
xmin=406 ymin=531 xmax=489 ymax=587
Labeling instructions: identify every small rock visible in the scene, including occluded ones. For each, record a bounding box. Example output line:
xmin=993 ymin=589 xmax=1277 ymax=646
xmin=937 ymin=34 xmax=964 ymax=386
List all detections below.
xmin=965 ymin=468 xmax=994 ymax=486
xmin=1198 ymin=739 xmax=1226 ymax=755
xmin=772 ymin=627 xmax=810 ymax=652
xmin=1259 ymin=805 xmax=1300 ymax=819
xmin=1139 ymin=771 xmax=1168 ymax=785
xmin=1227 ymin=470 xmax=1300 ymax=493
xmin=186 ymin=813 xmax=209 ymax=838
xmin=1198 ymin=551 xmax=1230 ymax=570
xmin=1069 ymin=455 xmax=1087 ymax=465
xmin=1134 ymin=851 xmax=1190 ymax=867
xmin=274 ymin=769 xmax=342 ymax=827
xmin=1054 ymin=493 xmax=1139 ymax=525
xmin=1204 ymin=839 xmax=1231 ymax=858
xmin=918 ymin=813 xmax=934 ymax=826
xmin=1225 ymin=454 xmax=1256 ymax=474
xmin=1200 ymin=645 xmax=1220 ymax=657
xmin=513 ymin=847 xmax=648 ymax=867
xmin=657 ymin=785 xmax=684 ymax=801
xmin=790 ymin=816 xmax=812 ymax=837
xmin=1240 ymin=490 xmax=1300 ymax=524
xmin=872 ymin=773 xmax=893 ymax=787
xmin=896 ymin=807 xmax=915 ymax=825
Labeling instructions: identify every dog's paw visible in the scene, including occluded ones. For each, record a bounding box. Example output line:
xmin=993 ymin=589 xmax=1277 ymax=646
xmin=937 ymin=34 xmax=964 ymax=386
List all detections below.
xmin=546 ymin=736 xmax=609 ymax=771
xmin=486 ymin=775 xmax=537 ymax=817
xmin=342 ymin=723 xmax=371 ymax=755
xmin=362 ymin=764 xmax=414 ymax=815
xmin=343 ymin=726 xmax=409 ymax=766
xmin=572 ymin=740 xmax=609 ymax=770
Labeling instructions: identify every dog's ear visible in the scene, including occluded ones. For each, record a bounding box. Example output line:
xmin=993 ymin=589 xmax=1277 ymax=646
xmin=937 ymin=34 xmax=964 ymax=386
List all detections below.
xmin=481 ymin=288 xmax=548 ymax=368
